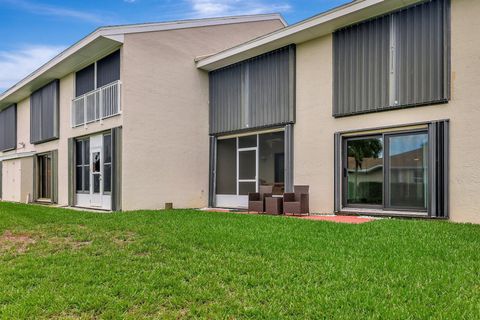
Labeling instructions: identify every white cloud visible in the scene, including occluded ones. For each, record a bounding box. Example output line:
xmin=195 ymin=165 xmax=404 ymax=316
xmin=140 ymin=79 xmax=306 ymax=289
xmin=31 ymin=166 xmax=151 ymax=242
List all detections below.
xmin=0 ymin=45 xmax=65 ymax=93
xmin=187 ymin=0 xmax=291 ymax=18
xmin=1 ymin=0 xmax=107 ymax=23
xmin=124 ymin=0 xmax=137 ymax=3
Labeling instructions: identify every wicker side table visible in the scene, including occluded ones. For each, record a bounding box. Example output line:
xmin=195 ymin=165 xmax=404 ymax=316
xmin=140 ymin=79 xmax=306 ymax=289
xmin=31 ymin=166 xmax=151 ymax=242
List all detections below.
xmin=265 ymin=197 xmax=283 ymax=215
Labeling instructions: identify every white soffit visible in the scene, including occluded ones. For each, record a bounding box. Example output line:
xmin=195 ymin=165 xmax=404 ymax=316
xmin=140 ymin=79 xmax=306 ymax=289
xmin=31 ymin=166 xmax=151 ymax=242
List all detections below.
xmin=196 ymin=0 xmax=424 ymax=71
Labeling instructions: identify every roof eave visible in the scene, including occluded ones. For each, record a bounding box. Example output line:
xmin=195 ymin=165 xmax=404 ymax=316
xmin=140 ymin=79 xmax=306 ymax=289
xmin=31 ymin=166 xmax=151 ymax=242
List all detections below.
xmin=196 ymin=0 xmax=424 ymax=71
xmin=0 ymin=13 xmax=286 ymax=109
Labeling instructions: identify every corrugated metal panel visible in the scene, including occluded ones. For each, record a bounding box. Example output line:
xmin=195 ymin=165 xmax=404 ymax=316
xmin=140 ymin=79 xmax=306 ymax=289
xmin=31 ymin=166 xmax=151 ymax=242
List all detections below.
xmin=0 ymin=161 xmax=2 ymax=199
xmin=395 ymin=0 xmax=450 ymax=106
xmin=208 ymin=136 xmax=217 ymax=207
xmin=428 ymin=120 xmax=449 ymax=218
xmin=333 ymin=15 xmax=390 ymax=116
xmin=248 ymin=46 xmax=293 ymax=129
xmin=67 ymin=138 xmax=75 ymax=207
xmin=97 ymin=50 xmax=120 ymax=88
xmin=209 ymin=45 xmax=295 ymax=135
xmin=334 ymin=132 xmax=341 ymax=213
xmin=111 ymin=126 xmax=122 ymax=211
xmin=30 ymin=80 xmax=59 ymax=144
xmin=0 ymin=104 xmax=16 ymax=152
xmin=75 ymin=64 xmax=95 ymax=97
xmin=333 ymin=0 xmax=450 ymax=117
xmin=284 ymin=124 xmax=294 ymax=193
xmin=209 ymin=65 xmax=243 ymax=134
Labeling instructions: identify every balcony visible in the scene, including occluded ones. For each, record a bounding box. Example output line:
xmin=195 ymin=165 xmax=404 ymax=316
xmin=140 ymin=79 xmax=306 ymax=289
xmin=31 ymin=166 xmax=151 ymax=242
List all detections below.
xmin=71 ymin=80 xmax=121 ymax=127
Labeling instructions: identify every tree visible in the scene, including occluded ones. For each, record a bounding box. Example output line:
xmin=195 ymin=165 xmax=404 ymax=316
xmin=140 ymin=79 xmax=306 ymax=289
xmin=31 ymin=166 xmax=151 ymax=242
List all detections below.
xmin=347 ymin=139 xmax=383 ymax=202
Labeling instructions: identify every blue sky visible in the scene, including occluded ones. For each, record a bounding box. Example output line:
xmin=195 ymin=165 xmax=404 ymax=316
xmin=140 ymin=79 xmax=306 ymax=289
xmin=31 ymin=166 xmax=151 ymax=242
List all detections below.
xmin=0 ymin=0 xmax=349 ymax=93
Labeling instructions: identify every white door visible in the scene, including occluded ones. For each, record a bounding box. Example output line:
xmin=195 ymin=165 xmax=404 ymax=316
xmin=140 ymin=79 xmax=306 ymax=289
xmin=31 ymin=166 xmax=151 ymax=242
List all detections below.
xmin=215 ymin=135 xmax=258 ymax=208
xmin=237 ymin=148 xmax=258 ymax=208
xmin=90 ymin=145 xmax=103 ymax=207
xmin=76 ymin=134 xmax=111 ymax=210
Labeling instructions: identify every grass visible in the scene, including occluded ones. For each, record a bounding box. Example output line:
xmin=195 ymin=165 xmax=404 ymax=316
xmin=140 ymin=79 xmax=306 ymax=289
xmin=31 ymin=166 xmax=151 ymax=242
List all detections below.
xmin=0 ymin=202 xmax=479 ymax=319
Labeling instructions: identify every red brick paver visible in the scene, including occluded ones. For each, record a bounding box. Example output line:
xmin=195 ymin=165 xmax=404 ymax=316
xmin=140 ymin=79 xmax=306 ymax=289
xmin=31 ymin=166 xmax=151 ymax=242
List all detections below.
xmin=200 ymin=208 xmax=375 ymax=224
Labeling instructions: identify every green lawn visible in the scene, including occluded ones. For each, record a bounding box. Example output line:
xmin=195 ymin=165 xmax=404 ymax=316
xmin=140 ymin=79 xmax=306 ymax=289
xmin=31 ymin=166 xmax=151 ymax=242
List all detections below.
xmin=0 ymin=202 xmax=479 ymax=319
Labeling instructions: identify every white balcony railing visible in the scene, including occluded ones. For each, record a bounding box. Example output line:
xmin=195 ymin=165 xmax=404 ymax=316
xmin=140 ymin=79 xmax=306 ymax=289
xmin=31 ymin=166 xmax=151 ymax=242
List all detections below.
xmin=71 ymin=80 xmax=121 ymax=127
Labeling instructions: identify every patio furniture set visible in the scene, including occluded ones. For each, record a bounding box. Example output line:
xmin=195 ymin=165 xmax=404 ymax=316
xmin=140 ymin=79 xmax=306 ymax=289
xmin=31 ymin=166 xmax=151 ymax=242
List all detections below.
xmin=248 ymin=185 xmax=310 ymax=215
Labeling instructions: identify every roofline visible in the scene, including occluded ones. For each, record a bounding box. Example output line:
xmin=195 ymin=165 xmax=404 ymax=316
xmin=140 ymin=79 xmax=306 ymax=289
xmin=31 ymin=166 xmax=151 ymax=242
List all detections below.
xmin=0 ymin=13 xmax=286 ymax=104
xmin=196 ymin=0 xmax=424 ymax=71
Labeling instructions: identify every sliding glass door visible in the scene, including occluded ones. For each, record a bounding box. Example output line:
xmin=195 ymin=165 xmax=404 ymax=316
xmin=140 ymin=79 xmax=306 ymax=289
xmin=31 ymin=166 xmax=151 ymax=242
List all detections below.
xmin=343 ymin=130 xmax=428 ymax=212
xmin=344 ymin=136 xmax=383 ymax=207
xmin=385 ymin=132 xmax=428 ymax=210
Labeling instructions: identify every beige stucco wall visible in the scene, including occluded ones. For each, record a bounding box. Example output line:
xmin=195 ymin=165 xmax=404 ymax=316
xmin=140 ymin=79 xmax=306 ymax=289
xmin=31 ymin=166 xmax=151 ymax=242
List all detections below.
xmin=1 ymin=64 xmax=123 ymax=205
xmin=294 ymin=0 xmax=480 ymax=223
xmin=121 ymin=20 xmax=284 ymax=210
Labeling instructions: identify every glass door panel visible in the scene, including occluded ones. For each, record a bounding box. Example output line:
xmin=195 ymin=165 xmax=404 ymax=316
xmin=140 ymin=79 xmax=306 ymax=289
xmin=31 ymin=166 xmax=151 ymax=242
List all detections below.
xmin=258 ymin=132 xmax=285 ymax=195
xmin=238 ymin=150 xmax=256 ymax=180
xmin=345 ymin=137 xmax=383 ymax=206
xmin=92 ymin=151 xmax=101 ymax=194
xmin=238 ymin=149 xmax=257 ymax=199
xmin=386 ymin=132 xmax=428 ymax=210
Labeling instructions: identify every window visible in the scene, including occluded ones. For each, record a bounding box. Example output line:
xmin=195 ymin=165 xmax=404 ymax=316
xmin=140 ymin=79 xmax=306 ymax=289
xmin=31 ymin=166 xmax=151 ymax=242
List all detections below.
xmin=386 ymin=133 xmax=428 ymax=209
xmin=345 ymin=136 xmax=383 ymax=207
xmin=103 ymin=134 xmax=112 ymax=193
xmin=259 ymin=132 xmax=285 ymax=194
xmin=72 ymin=50 xmax=121 ymax=127
xmin=336 ymin=120 xmax=449 ymax=217
xmin=333 ymin=0 xmax=450 ymax=116
xmin=30 ymin=80 xmax=59 ymax=144
xmin=76 ymin=139 xmax=90 ymax=193
xmin=37 ymin=153 xmax=52 ymax=200
xmin=75 ymin=50 xmax=120 ymax=98
xmin=0 ymin=104 xmax=16 ymax=152
xmin=216 ymin=131 xmax=286 ymax=196
xmin=343 ymin=132 xmax=428 ymax=211
xmin=75 ymin=64 xmax=95 ymax=97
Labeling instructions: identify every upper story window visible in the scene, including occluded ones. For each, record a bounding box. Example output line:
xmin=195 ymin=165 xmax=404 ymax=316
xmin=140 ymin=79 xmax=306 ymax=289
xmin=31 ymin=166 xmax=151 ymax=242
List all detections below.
xmin=0 ymin=104 xmax=17 ymax=152
xmin=31 ymin=80 xmax=59 ymax=144
xmin=209 ymin=45 xmax=295 ymax=135
xmin=72 ymin=50 xmax=121 ymax=127
xmin=333 ymin=0 xmax=450 ymax=117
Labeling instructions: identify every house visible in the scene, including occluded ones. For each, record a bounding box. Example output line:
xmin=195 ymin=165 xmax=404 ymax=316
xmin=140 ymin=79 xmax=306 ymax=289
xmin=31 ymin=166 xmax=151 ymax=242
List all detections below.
xmin=0 ymin=14 xmax=286 ymax=211
xmin=1 ymin=0 xmax=479 ymax=224
xmin=197 ymin=0 xmax=479 ymax=224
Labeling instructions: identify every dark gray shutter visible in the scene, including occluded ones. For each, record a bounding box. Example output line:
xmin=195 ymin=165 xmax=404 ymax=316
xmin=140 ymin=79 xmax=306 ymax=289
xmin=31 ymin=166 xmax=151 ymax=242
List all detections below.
xmin=51 ymin=150 xmax=58 ymax=204
xmin=284 ymin=124 xmax=294 ymax=193
xmin=333 ymin=15 xmax=390 ymax=116
xmin=248 ymin=46 xmax=294 ymax=128
xmin=334 ymin=133 xmax=342 ymax=213
xmin=111 ymin=127 xmax=122 ymax=211
xmin=428 ymin=120 xmax=449 ymax=218
xmin=0 ymin=161 xmax=3 ymax=199
xmin=0 ymin=104 xmax=17 ymax=151
xmin=209 ymin=45 xmax=295 ymax=134
xmin=30 ymin=90 xmax=42 ymax=143
xmin=75 ymin=64 xmax=95 ymax=97
xmin=97 ymin=50 xmax=120 ymax=88
xmin=68 ymin=138 xmax=75 ymax=207
xmin=30 ymin=80 xmax=59 ymax=144
xmin=209 ymin=64 xmax=243 ymax=134
xmin=208 ymin=136 xmax=217 ymax=207
xmin=395 ymin=0 xmax=450 ymax=106
xmin=32 ymin=155 xmax=37 ymax=202
xmin=333 ymin=0 xmax=450 ymax=116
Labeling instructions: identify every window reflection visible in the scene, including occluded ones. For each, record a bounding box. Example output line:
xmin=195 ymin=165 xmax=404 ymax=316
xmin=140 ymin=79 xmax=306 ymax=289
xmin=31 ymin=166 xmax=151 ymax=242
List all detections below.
xmin=346 ymin=137 xmax=383 ymax=205
xmin=388 ymin=133 xmax=428 ymax=209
